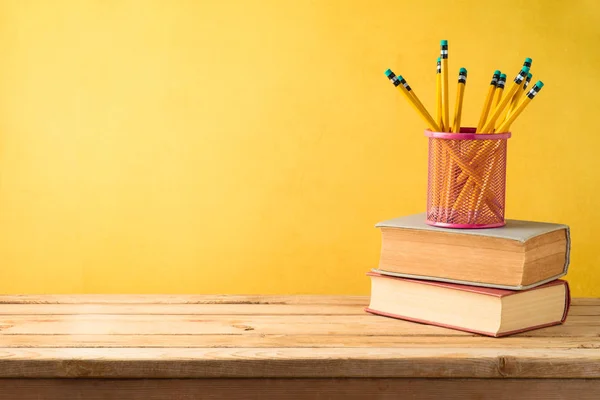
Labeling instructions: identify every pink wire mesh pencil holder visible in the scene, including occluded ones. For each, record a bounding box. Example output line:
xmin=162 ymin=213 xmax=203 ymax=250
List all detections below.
xmin=425 ymin=128 xmax=510 ymax=229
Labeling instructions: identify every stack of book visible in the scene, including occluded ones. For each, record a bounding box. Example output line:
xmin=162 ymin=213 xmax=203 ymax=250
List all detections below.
xmin=366 ymin=213 xmax=571 ymax=337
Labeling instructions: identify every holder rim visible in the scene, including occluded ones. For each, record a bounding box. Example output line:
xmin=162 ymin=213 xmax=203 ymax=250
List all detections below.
xmin=425 ymin=129 xmax=511 ymax=140
xmin=425 ymin=220 xmax=507 ymax=229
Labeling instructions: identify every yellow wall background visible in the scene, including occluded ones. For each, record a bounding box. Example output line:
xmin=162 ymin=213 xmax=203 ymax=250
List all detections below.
xmin=0 ymin=0 xmax=598 ymax=295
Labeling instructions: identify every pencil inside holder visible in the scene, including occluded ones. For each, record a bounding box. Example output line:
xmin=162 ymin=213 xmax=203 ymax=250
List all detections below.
xmin=425 ymin=128 xmax=510 ymax=229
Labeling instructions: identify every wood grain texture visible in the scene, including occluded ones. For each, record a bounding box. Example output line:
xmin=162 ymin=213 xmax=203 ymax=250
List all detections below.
xmin=1 ymin=347 xmax=599 ymax=379
xmin=0 ymin=303 xmax=365 ymax=315
xmin=0 ymin=294 xmax=595 ymax=305
xmin=0 ymin=295 xmax=598 ymax=381
xmin=0 ymin=314 xmax=475 ymax=335
xmin=1 ymin=334 xmax=599 ymax=348
xmin=0 ymin=303 xmax=595 ymax=315
xmin=1 ymin=378 xmax=599 ymax=400
xmin=0 ymin=295 xmax=369 ymax=305
xmin=572 ymin=298 xmax=600 ymax=305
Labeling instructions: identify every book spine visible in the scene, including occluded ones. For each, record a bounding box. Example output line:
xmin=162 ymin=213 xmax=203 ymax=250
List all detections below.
xmin=563 ymin=226 xmax=571 ymax=276
xmin=562 ymin=280 xmax=571 ymax=323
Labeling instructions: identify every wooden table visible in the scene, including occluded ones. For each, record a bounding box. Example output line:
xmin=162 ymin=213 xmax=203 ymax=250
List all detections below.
xmin=0 ymin=295 xmax=598 ymax=399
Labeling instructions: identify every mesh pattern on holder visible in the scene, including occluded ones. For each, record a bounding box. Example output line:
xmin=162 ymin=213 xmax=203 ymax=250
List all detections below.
xmin=425 ymin=129 xmax=510 ymax=228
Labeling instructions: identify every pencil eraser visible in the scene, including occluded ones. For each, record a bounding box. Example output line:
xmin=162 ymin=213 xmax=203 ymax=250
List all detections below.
xmin=535 ymin=81 xmax=544 ymax=88
xmin=437 ymin=57 xmax=441 ymax=62
xmin=527 ymin=72 xmax=533 ymax=79
xmin=459 ymin=67 xmax=467 ymax=74
xmin=397 ymin=75 xmax=404 ymax=80
xmin=494 ymin=70 xmax=501 ymax=75
xmin=385 ymin=69 xmax=393 ymax=77
xmin=500 ymin=73 xmax=507 ymax=79
xmin=525 ymin=57 xmax=532 ymax=63
xmin=521 ymin=66 xmax=530 ymax=73
xmin=441 ymin=40 xmax=448 ymax=45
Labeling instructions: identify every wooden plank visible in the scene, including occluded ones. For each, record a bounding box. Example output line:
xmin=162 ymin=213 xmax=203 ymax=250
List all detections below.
xmin=0 ymin=303 xmax=364 ymax=315
xmin=1 ymin=378 xmax=599 ymax=400
xmin=513 ymin=324 xmax=600 ymax=337
xmin=0 ymin=334 xmax=598 ymax=349
xmin=571 ymin=298 xmax=600 ymax=306
xmin=0 ymin=303 xmax=595 ymax=316
xmin=0 ymin=295 xmax=369 ymax=306
xmin=569 ymin=306 xmax=600 ymax=316
xmin=0 ymin=347 xmax=599 ymax=378
xmin=0 ymin=314 xmax=473 ymax=336
xmin=1 ymin=314 xmax=597 ymax=336
xmin=0 ymin=295 xmax=596 ymax=306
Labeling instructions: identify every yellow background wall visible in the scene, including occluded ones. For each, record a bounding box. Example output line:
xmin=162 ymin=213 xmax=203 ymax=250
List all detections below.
xmin=0 ymin=0 xmax=598 ymax=295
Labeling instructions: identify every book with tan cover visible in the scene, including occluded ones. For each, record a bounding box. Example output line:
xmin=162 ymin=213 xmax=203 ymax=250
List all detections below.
xmin=366 ymin=272 xmax=570 ymax=337
xmin=373 ymin=213 xmax=570 ymax=290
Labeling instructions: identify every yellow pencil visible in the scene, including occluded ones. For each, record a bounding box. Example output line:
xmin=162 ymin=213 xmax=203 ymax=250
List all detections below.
xmin=456 ymin=72 xmax=502 ymax=186
xmin=481 ymin=66 xmax=530 ymax=133
xmin=457 ymin=74 xmax=503 ymax=181
xmin=469 ymin=81 xmax=544 ymax=219
xmin=440 ymin=40 xmax=449 ymax=131
xmin=385 ymin=69 xmax=441 ymax=131
xmin=454 ymin=72 xmax=508 ymax=213
xmin=452 ymin=68 xmax=467 ymax=133
xmin=436 ymin=57 xmax=443 ymax=131
xmin=496 ymin=81 xmax=544 ymax=132
xmin=447 ymin=67 xmax=467 ymax=218
xmin=476 ymin=70 xmax=500 ymax=133
xmin=490 ymin=73 xmax=506 ymax=114
xmin=471 ymin=150 xmax=500 ymax=223
xmin=435 ymin=58 xmax=444 ymax=219
xmin=507 ymin=71 xmax=532 ymax=117
xmin=386 ymin=68 xmax=444 ymax=220
xmin=403 ymin=77 xmax=436 ymax=128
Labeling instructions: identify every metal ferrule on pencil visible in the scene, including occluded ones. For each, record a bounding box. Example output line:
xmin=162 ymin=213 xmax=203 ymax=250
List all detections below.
xmin=514 ymin=67 xmax=529 ymax=83
xmin=385 ymin=70 xmax=401 ymax=87
xmin=399 ymin=77 xmax=411 ymax=91
xmin=524 ymin=73 xmax=532 ymax=89
xmin=527 ymin=85 xmax=542 ymax=98
xmin=440 ymin=46 xmax=448 ymax=59
xmin=497 ymin=78 xmax=506 ymax=89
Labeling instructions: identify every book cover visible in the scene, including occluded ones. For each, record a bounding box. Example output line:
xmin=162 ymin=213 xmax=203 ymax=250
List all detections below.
xmin=365 ymin=272 xmax=571 ymax=337
xmin=374 ymin=212 xmax=571 ymax=290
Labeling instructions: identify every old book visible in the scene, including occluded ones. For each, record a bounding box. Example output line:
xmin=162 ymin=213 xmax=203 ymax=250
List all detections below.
xmin=366 ymin=272 xmax=570 ymax=337
xmin=374 ymin=213 xmax=570 ymax=290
